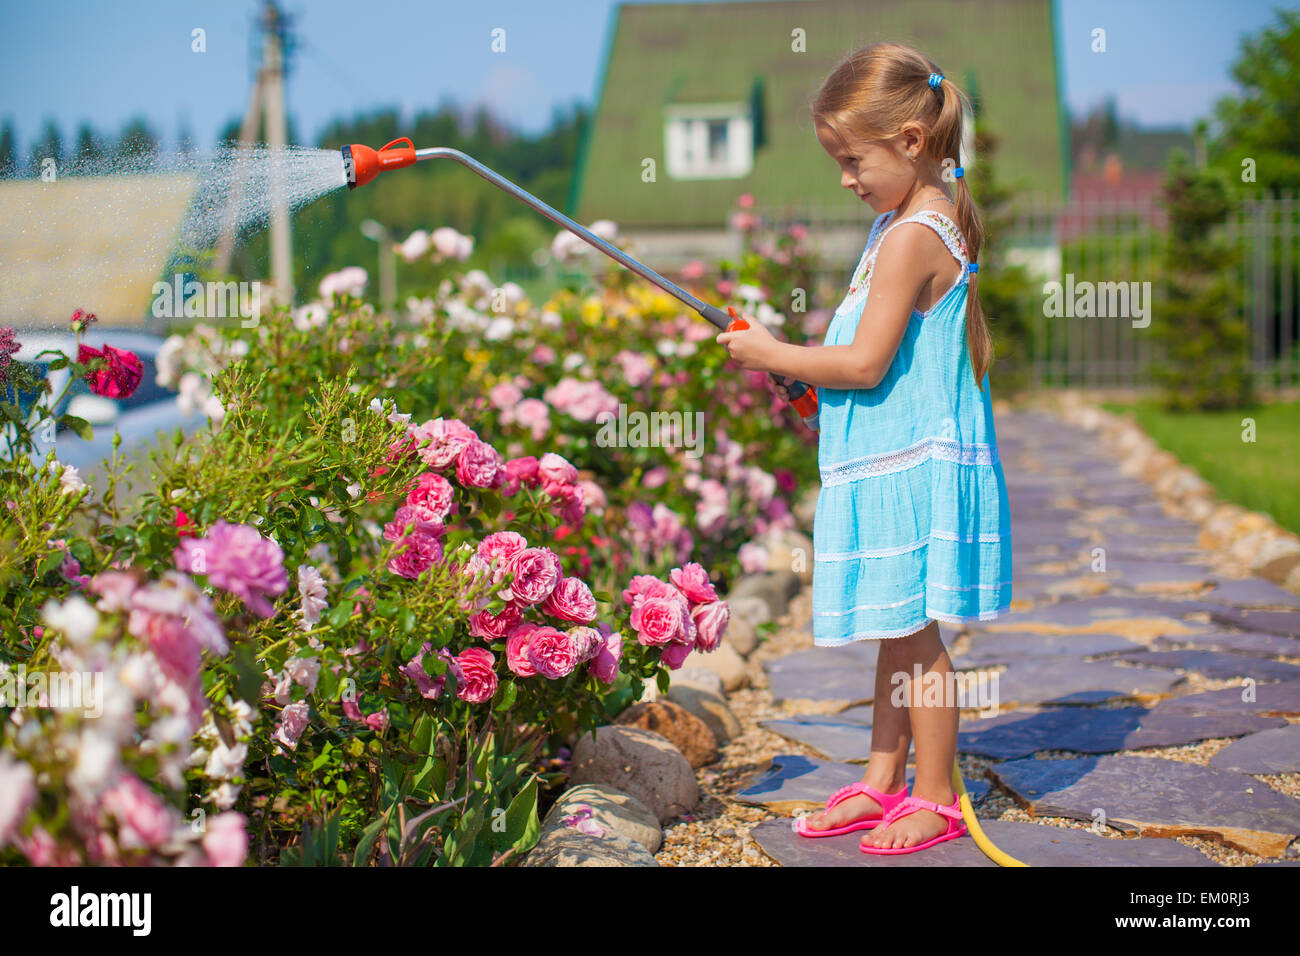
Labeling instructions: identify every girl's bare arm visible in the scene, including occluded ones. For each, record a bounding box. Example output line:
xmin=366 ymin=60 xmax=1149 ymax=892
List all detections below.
xmin=719 ymin=224 xmax=950 ymax=390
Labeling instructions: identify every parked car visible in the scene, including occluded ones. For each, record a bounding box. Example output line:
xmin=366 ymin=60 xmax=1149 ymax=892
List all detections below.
xmin=4 ymin=329 xmax=207 ymax=474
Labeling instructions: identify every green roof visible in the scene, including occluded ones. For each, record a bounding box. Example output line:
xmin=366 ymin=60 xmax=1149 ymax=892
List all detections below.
xmin=573 ymin=0 xmax=1065 ymax=226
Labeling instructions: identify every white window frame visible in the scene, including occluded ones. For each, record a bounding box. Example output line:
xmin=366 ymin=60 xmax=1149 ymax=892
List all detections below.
xmin=663 ymin=102 xmax=753 ymax=180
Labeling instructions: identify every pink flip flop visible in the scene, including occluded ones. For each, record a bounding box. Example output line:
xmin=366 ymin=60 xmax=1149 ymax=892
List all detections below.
xmin=795 ymin=782 xmax=910 ymax=838
xmin=858 ymin=793 xmax=968 ymax=855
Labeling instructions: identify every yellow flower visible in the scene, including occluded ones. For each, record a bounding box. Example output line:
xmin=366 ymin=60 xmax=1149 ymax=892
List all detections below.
xmin=581 ymin=296 xmax=603 ymax=326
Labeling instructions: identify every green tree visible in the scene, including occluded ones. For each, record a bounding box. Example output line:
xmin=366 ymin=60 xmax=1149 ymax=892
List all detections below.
xmin=0 ymin=121 xmax=16 ymax=178
xmin=28 ymin=120 xmax=62 ymax=177
xmin=115 ymin=117 xmax=159 ymax=165
xmin=73 ymin=123 xmax=104 ymax=171
xmin=1149 ymin=149 xmax=1253 ymax=410
xmin=1209 ymin=8 xmax=1300 ymax=190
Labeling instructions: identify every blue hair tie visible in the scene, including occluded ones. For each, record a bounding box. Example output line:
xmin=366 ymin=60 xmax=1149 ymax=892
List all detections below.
xmin=953 ymin=166 xmax=964 ymax=178
xmin=928 ymin=73 xmax=944 ymax=89
xmin=968 ymin=262 xmax=979 ymax=274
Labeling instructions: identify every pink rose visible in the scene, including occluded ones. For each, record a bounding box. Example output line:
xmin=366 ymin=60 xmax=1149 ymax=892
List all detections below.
xmin=505 ymin=456 xmax=541 ymax=487
xmin=543 ymin=479 xmax=585 ymax=526
xmin=102 ymin=775 xmax=174 ymax=850
xmin=413 ymin=417 xmax=478 ymax=469
xmin=660 ymin=641 xmax=693 ymax=669
xmin=407 ymin=472 xmax=456 ymax=520
xmin=567 ymin=626 xmax=604 ymax=662
xmin=456 ymin=438 xmax=503 ymax=489
xmin=478 ymin=531 xmax=526 ymax=563
xmin=384 ymin=504 xmax=444 ymax=542
xmin=387 ymin=531 xmax=444 ymax=579
xmin=691 ymin=600 xmax=729 ymax=652
xmin=505 ymin=624 xmax=539 ymax=677
xmin=514 ymin=400 xmax=551 ymax=441
xmin=455 ymin=647 xmax=498 ymax=703
xmin=630 ymin=594 xmax=693 ymax=646
xmin=504 ymin=547 xmax=562 ymax=606
xmin=541 ymin=576 xmax=598 ymax=623
xmin=469 ymin=602 xmax=523 ymax=641
xmin=538 ymin=452 xmax=578 ymax=485
xmin=589 ymin=625 xmax=623 ymax=684
xmin=202 ymin=812 xmax=248 ymax=867
xmin=579 ymin=479 xmax=607 ymax=516
xmin=526 ymin=626 xmax=577 ymax=679
xmin=621 ymin=574 xmax=676 ymax=608
xmin=669 ymin=562 xmax=718 ymax=605
xmin=273 ymin=701 xmax=310 ymax=751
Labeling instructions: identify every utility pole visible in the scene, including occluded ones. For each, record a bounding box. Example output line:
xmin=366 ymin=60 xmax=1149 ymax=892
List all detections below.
xmin=213 ymin=1 xmax=295 ymax=305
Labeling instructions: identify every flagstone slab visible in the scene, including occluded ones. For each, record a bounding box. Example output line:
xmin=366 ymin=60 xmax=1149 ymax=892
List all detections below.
xmin=764 ymin=659 xmax=875 ymax=705
xmin=990 ymin=754 xmax=1300 ymax=857
xmin=955 ymin=631 xmax=1144 ymax=667
xmin=1113 ymin=649 xmax=1300 ymax=682
xmin=1094 ymin=560 xmax=1218 ymax=589
xmin=1199 ymin=578 xmax=1300 ymax=609
xmin=992 ymin=656 xmax=1183 ymax=706
xmin=955 ymin=706 xmax=1287 ymax=759
xmin=748 ymin=817 xmax=1218 ymax=867
xmin=1208 ymin=607 xmax=1300 ymax=638
xmin=1207 ymin=725 xmax=1300 ymax=774
xmin=759 ymin=715 xmax=904 ymax=763
xmin=1153 ymin=629 xmax=1300 ymax=661
xmin=734 ymin=753 xmax=988 ymax=815
xmin=1153 ymin=680 xmax=1300 ymax=718
xmin=976 ymin=595 xmax=1218 ymax=632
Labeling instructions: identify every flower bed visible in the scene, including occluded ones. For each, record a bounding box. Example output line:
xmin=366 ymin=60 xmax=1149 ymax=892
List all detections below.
xmin=0 ymin=215 xmax=823 ymax=866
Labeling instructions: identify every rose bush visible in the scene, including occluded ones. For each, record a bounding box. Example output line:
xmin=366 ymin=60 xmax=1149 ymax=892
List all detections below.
xmin=1 ymin=207 xmax=823 ymax=866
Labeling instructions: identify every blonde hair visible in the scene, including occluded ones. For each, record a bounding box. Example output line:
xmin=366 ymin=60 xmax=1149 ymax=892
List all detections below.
xmin=811 ymin=42 xmax=992 ymax=388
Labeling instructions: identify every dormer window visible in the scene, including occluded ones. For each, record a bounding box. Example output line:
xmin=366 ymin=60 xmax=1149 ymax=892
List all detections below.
xmin=664 ymin=102 xmax=753 ymax=179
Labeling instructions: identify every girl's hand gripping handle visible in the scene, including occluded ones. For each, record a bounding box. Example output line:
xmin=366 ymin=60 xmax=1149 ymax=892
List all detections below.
xmin=723 ymin=307 xmax=820 ymax=430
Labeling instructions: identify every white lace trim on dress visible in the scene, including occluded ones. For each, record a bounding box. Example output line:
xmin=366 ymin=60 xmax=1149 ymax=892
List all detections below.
xmin=820 ymin=436 xmax=998 ymax=486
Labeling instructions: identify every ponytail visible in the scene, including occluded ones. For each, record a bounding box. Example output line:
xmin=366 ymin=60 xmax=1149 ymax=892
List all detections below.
xmin=932 ymin=75 xmax=992 ymax=390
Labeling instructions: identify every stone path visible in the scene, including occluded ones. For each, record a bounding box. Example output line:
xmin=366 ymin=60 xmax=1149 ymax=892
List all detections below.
xmin=657 ymin=405 xmax=1300 ymax=867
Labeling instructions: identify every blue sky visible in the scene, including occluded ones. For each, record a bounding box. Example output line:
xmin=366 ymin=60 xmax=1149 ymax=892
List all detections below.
xmin=0 ymin=0 xmax=1291 ymax=154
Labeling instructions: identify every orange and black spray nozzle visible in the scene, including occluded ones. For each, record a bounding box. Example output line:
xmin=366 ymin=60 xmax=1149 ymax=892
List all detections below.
xmin=342 ymin=138 xmax=418 ymax=189
xmin=340 ymin=140 xmax=818 ymax=429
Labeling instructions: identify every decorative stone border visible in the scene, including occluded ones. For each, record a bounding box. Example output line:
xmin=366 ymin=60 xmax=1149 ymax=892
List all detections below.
xmin=1052 ymin=391 xmax=1300 ymax=595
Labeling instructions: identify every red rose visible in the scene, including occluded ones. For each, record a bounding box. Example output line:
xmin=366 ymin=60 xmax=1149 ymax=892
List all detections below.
xmin=454 ymin=647 xmax=498 ymax=703
xmin=77 ymin=343 xmax=142 ymax=399
xmin=173 ymin=508 xmax=195 ymax=538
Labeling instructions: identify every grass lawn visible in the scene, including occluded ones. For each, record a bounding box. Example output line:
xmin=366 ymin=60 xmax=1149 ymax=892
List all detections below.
xmin=1099 ymin=398 xmax=1300 ymax=537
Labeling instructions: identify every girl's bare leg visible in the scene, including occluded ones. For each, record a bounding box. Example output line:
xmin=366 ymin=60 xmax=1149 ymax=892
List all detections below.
xmin=861 ymin=619 xmax=960 ymax=849
xmin=799 ymin=634 xmax=913 ymax=830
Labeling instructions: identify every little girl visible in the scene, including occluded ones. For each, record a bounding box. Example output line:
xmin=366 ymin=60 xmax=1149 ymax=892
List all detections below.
xmin=718 ymin=42 xmax=1013 ymax=855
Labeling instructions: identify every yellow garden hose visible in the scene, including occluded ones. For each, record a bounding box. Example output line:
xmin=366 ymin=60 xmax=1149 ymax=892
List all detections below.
xmin=952 ymin=759 xmax=1028 ymax=866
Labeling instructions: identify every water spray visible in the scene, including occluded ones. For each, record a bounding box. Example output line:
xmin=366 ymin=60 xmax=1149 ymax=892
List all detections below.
xmin=340 ymin=138 xmax=820 ymax=429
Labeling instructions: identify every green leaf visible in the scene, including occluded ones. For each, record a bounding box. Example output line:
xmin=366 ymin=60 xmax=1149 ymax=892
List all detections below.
xmin=37 ymin=549 xmax=65 ymax=576
xmin=232 ymin=645 xmax=264 ymax=707
xmin=656 ymin=667 xmax=671 ymax=696
xmin=483 ymin=774 xmax=540 ymax=858
xmin=353 ymin=812 xmax=387 ymax=866
xmin=493 ymin=680 xmax=517 ymax=712
xmin=58 ymin=414 xmax=92 ymax=441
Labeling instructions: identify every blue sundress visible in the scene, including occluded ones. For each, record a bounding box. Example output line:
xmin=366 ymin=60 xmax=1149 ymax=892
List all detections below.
xmin=811 ymin=208 xmax=1013 ymax=644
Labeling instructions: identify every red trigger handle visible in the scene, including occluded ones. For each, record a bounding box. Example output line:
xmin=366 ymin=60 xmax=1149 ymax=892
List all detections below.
xmin=725 ymin=306 xmax=749 ymax=332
